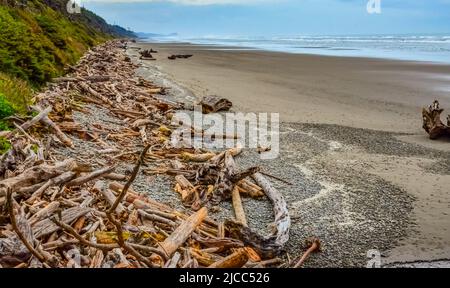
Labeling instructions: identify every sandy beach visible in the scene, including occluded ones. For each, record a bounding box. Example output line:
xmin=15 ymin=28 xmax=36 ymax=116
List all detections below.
xmin=138 ymin=43 xmax=450 ymax=134
xmin=128 ymin=42 xmax=450 ymax=267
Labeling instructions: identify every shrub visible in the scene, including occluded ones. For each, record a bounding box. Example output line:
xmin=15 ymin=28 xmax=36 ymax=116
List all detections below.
xmin=0 ymin=136 xmax=12 ymax=155
xmin=0 ymin=6 xmax=58 ymax=84
xmin=0 ymin=4 xmax=109 ymax=86
xmin=0 ymin=93 xmax=15 ymax=119
xmin=0 ymin=72 xmax=32 ymax=114
xmin=0 ymin=0 xmax=112 ymax=122
xmin=36 ymin=14 xmax=67 ymax=49
xmin=0 ymin=120 xmax=11 ymax=131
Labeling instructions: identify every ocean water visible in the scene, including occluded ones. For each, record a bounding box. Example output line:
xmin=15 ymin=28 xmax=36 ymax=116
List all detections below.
xmin=146 ymin=35 xmax=450 ymax=64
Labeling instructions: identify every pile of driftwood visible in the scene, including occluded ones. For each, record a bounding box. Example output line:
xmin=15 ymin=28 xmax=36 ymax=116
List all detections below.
xmin=422 ymin=100 xmax=450 ymax=139
xmin=0 ymin=150 xmax=277 ymax=268
xmin=0 ymin=40 xmax=313 ymax=268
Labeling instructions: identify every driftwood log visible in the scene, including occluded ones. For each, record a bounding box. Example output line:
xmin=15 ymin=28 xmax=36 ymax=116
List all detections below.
xmin=208 ymin=248 xmax=249 ymax=268
xmin=252 ymin=173 xmax=291 ymax=247
xmin=422 ymin=100 xmax=450 ymax=139
xmin=139 ymin=50 xmax=155 ymax=60
xmin=5 ymin=106 xmax=52 ymax=139
xmin=232 ymin=186 xmax=247 ymax=226
xmin=152 ymin=207 xmax=208 ymax=260
xmin=223 ymin=172 xmax=291 ymax=259
xmin=200 ymin=95 xmax=233 ymax=114
xmin=31 ymin=106 xmax=74 ymax=148
xmin=0 ymin=159 xmax=77 ymax=196
xmin=168 ymin=55 xmax=193 ymax=60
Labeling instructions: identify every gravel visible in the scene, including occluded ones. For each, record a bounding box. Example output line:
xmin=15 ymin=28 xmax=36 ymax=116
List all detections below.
xmin=49 ymin=46 xmax=450 ymax=267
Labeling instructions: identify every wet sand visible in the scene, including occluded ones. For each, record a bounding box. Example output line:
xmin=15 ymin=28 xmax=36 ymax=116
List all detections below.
xmin=130 ymin=42 xmax=450 ymax=267
xmin=137 ymin=43 xmax=450 ymax=135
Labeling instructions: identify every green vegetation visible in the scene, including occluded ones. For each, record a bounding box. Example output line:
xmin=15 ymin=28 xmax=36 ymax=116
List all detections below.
xmin=0 ymin=91 xmax=15 ymax=131
xmin=31 ymin=143 xmax=39 ymax=153
xmin=0 ymin=93 xmax=15 ymax=119
xmin=0 ymin=72 xmax=33 ymax=131
xmin=0 ymin=72 xmax=33 ymax=114
xmin=0 ymin=136 xmax=11 ymax=155
xmin=0 ymin=121 xmax=10 ymax=131
xmin=0 ymin=0 xmax=134 ymax=132
xmin=0 ymin=2 xmax=109 ymax=86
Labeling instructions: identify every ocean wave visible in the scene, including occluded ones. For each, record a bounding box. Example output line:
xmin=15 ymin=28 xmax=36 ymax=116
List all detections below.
xmin=148 ymin=34 xmax=450 ymax=64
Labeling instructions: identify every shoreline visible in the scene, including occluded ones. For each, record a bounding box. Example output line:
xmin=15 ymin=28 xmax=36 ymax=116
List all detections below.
xmin=130 ymin=41 xmax=450 ymax=267
xmin=140 ymin=39 xmax=450 ymax=66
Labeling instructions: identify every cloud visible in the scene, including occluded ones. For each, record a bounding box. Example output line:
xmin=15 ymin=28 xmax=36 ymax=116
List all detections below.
xmin=78 ymin=0 xmax=273 ymax=5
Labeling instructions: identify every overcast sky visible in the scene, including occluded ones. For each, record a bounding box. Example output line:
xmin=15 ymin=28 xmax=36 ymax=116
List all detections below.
xmin=79 ymin=0 xmax=450 ymax=37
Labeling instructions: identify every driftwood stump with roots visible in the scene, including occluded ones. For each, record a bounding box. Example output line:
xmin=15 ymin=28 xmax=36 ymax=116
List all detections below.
xmin=422 ymin=100 xmax=450 ymax=139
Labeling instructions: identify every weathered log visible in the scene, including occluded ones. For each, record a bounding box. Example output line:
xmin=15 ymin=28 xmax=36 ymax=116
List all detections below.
xmin=12 ymin=122 xmax=39 ymax=145
xmin=190 ymin=248 xmax=222 ymax=267
xmin=181 ymin=152 xmax=215 ymax=162
xmin=78 ymin=82 xmax=113 ymax=106
xmin=200 ymin=95 xmax=232 ymax=114
xmin=165 ymin=251 xmax=181 ymax=268
xmin=195 ymin=237 xmax=244 ymax=250
xmin=252 ymin=172 xmax=290 ymax=247
xmin=32 ymin=206 xmax=91 ymax=238
xmin=168 ymin=54 xmax=193 ymax=60
xmin=153 ymin=207 xmax=207 ymax=259
xmin=422 ymin=100 xmax=450 ymax=139
xmin=208 ymin=248 xmax=249 ymax=268
xmin=232 ymin=186 xmax=247 ymax=226
xmin=143 ymin=208 xmax=178 ymax=221
xmin=29 ymin=201 xmax=60 ymax=225
xmin=138 ymin=210 xmax=176 ymax=227
xmin=66 ymin=166 xmax=115 ymax=187
xmin=100 ymin=189 xmax=126 ymax=215
xmin=111 ymin=109 xmax=146 ymax=118
xmin=5 ymin=106 xmax=52 ymax=139
xmin=17 ymin=182 xmax=46 ymax=196
xmin=139 ymin=49 xmax=158 ymax=57
xmin=223 ymin=174 xmax=290 ymax=259
xmin=0 ymin=159 xmax=77 ymax=196
xmin=109 ymin=181 xmax=170 ymax=211
xmin=32 ymin=106 xmax=74 ymax=148
xmin=90 ymin=250 xmax=104 ymax=268
xmin=174 ymin=175 xmax=195 ymax=202
xmin=103 ymin=173 xmax=127 ymax=181
xmin=53 ymin=75 xmax=112 ymax=83
xmin=211 ymin=151 xmax=236 ymax=204
xmin=237 ymin=179 xmax=264 ymax=198
xmin=25 ymin=171 xmax=76 ymax=204
xmin=131 ymin=119 xmax=160 ymax=129
xmin=139 ymin=50 xmax=154 ymax=59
